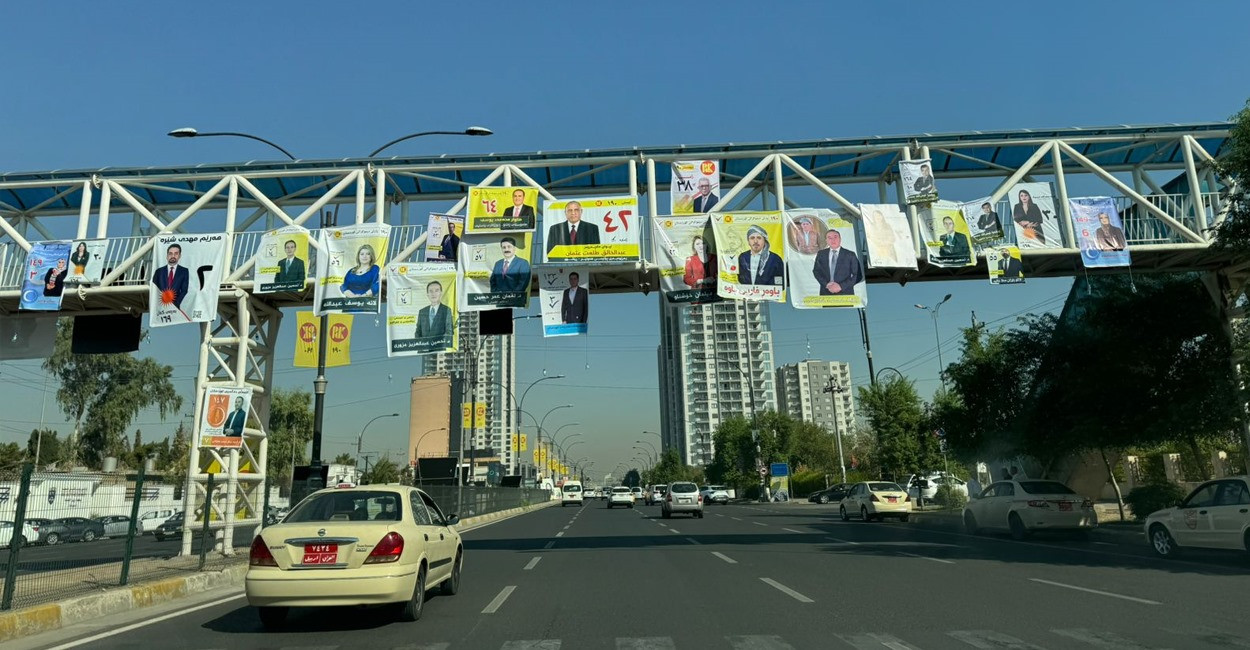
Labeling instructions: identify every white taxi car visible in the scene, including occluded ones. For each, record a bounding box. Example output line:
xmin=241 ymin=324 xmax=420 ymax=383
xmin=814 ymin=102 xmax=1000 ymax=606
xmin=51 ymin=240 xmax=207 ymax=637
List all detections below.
xmin=246 ymin=485 xmax=462 ymax=628
xmin=1145 ymin=476 xmax=1250 ymax=558
xmin=607 ymin=486 xmax=635 ymax=508
xmin=962 ymin=479 xmax=1096 ymax=539
xmin=839 ymin=481 xmax=911 ymax=522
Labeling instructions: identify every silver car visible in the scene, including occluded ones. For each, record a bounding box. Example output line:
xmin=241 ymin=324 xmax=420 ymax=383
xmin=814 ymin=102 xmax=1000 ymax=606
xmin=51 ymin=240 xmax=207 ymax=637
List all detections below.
xmin=662 ymin=482 xmax=704 ymax=519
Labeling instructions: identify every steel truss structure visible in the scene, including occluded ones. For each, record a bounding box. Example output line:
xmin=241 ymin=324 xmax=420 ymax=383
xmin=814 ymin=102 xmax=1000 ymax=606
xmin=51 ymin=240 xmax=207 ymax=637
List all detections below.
xmin=0 ymin=122 xmax=1244 ymax=549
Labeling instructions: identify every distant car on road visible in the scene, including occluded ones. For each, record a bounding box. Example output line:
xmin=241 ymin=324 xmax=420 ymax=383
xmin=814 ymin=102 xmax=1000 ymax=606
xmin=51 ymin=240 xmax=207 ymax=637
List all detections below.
xmin=607 ymin=486 xmax=635 ymax=509
xmin=38 ymin=517 xmax=106 ymax=544
xmin=663 ymin=482 xmax=704 ymax=519
xmin=95 ymin=515 xmax=132 ymax=538
xmin=0 ymin=521 xmax=37 ymax=548
xmin=962 ymin=479 xmax=1095 ymax=540
xmin=905 ymin=474 xmax=969 ymax=502
xmin=138 ymin=509 xmax=179 ymax=535
xmin=647 ymin=485 xmax=667 ymax=506
xmin=700 ymin=485 xmax=730 ymax=505
xmin=808 ymin=484 xmax=850 ymax=504
xmin=840 ymin=482 xmax=911 ymax=522
xmin=630 ymin=487 xmax=644 ymax=502
xmin=560 ymin=481 xmax=584 ymax=507
xmin=1144 ymin=476 xmax=1250 ymax=558
xmin=154 ymin=514 xmax=185 ymax=541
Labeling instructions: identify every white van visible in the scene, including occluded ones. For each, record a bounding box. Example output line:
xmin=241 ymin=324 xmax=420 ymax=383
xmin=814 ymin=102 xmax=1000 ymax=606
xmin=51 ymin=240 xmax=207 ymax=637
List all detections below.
xmin=560 ymin=481 xmax=584 ymax=507
xmin=138 ymin=508 xmax=178 ymax=534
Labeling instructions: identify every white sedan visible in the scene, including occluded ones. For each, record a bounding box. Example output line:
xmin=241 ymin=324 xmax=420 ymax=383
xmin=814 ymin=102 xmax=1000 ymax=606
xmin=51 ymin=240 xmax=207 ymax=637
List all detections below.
xmin=246 ymin=485 xmax=462 ymax=628
xmin=962 ymin=479 xmax=1096 ymax=539
xmin=1144 ymin=476 xmax=1250 ymax=558
xmin=607 ymin=487 xmax=636 ymax=508
xmin=839 ymin=482 xmax=911 ymax=522
xmin=0 ymin=521 xmax=37 ymax=548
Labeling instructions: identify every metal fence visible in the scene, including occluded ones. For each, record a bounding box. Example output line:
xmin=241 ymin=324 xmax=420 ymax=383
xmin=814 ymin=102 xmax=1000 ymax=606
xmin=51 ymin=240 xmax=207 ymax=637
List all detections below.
xmin=417 ymin=486 xmax=550 ymax=522
xmin=0 ymin=464 xmax=241 ymax=612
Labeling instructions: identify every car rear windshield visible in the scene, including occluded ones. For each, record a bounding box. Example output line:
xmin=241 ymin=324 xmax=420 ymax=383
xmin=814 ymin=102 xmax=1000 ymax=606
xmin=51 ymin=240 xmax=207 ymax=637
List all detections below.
xmin=869 ymin=482 xmax=904 ymax=492
xmin=613 ymin=487 xmax=630 ymax=493
xmin=670 ymin=483 xmax=698 ymax=493
xmin=563 ymin=485 xmax=581 ymax=492
xmin=1018 ymin=481 xmax=1076 ymax=495
xmin=287 ymin=491 xmax=404 ymax=522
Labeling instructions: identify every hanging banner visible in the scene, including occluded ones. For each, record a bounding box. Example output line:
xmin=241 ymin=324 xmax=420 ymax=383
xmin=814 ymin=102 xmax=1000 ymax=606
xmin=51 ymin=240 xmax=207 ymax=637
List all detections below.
xmin=294 ymin=311 xmax=353 ymax=368
xmin=711 ymin=211 xmax=786 ymax=302
xmin=425 ymin=213 xmax=464 ymax=263
xmin=461 ymin=402 xmax=488 ymax=429
xmin=857 ymin=204 xmax=918 ymax=270
xmin=919 ymin=201 xmax=976 ymax=268
xmin=386 ymin=262 xmax=459 ymax=356
xmin=785 ymin=209 xmax=866 ymax=309
xmin=459 ymin=232 xmax=533 ymax=311
xmin=986 ymin=246 xmax=1025 ymax=285
xmin=543 ymin=197 xmax=639 ymax=263
xmin=963 ymin=198 xmax=1005 ymax=245
xmin=199 ymin=385 xmax=252 ymax=449
xmin=467 ymin=187 xmax=539 ymax=233
xmin=20 ymin=241 xmax=71 ymax=311
xmin=538 ymin=266 xmax=590 ymax=337
xmin=899 ymin=159 xmax=938 ymax=205
xmin=149 ymin=233 xmax=226 ymax=327
xmin=254 ymin=225 xmax=310 ymax=294
xmin=314 ymin=223 xmax=390 ymax=315
xmin=670 ymin=160 xmax=721 ymax=214
xmin=1070 ymin=197 xmax=1131 ymax=268
xmin=653 ymin=214 xmax=721 ymax=305
xmin=1010 ymin=182 xmax=1061 ymax=249
xmin=66 ymin=239 xmax=108 ymax=285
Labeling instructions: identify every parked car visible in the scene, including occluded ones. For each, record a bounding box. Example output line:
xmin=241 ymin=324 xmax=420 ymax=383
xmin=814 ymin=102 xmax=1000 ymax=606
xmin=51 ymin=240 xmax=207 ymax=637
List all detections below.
xmin=153 ymin=514 xmax=185 ymax=541
xmin=138 ymin=509 xmax=179 ymax=535
xmin=700 ymin=485 xmax=730 ymax=505
xmin=808 ymin=484 xmax=850 ymax=504
xmin=839 ymin=482 xmax=911 ymax=522
xmin=95 ymin=515 xmax=132 ymax=538
xmin=246 ymin=485 xmax=462 ymax=628
xmin=0 ymin=521 xmax=38 ymax=548
xmin=662 ymin=482 xmax=704 ymax=519
xmin=607 ymin=486 xmax=636 ymax=509
xmin=560 ymin=481 xmax=584 ymax=507
xmin=905 ymin=474 xmax=969 ymax=502
xmin=962 ymin=479 xmax=1096 ymax=540
xmin=23 ymin=518 xmax=53 ymax=545
xmin=38 ymin=517 xmax=106 ymax=544
xmin=1144 ymin=476 xmax=1250 ymax=558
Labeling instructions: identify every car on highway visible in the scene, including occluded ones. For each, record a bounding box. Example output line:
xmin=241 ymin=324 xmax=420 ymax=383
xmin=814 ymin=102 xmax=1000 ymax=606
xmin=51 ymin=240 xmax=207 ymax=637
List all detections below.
xmin=560 ymin=481 xmax=584 ymax=507
xmin=662 ymin=482 xmax=704 ymax=519
xmin=962 ymin=479 xmax=1096 ymax=539
xmin=647 ymin=485 xmax=667 ymax=506
xmin=700 ymin=485 xmax=730 ymax=505
xmin=0 ymin=520 xmax=38 ymax=548
xmin=246 ymin=485 xmax=462 ymax=628
xmin=808 ymin=484 xmax=850 ymax=504
xmin=839 ymin=482 xmax=911 ymax=522
xmin=138 ymin=508 xmax=179 ymax=535
xmin=36 ymin=516 xmax=107 ymax=544
xmin=630 ymin=487 xmax=644 ymax=502
xmin=905 ymin=474 xmax=969 ymax=503
xmin=154 ymin=513 xmax=185 ymax=541
xmin=95 ymin=515 xmax=132 ymax=538
xmin=1144 ymin=476 xmax=1250 ymax=558
xmin=607 ymin=486 xmax=635 ymax=509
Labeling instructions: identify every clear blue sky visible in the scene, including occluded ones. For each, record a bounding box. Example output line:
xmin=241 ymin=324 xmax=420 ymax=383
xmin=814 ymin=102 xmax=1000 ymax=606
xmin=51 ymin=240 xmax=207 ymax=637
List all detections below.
xmin=3 ymin=1 xmax=1249 ymax=478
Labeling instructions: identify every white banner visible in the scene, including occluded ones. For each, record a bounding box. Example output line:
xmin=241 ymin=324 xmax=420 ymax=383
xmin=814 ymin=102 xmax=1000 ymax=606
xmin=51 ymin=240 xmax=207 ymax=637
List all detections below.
xmin=314 ymin=223 xmax=390 ymax=314
xmin=149 ymin=233 xmax=227 ymax=328
xmin=458 ymin=232 xmax=533 ymax=311
xmin=899 ymin=159 xmax=938 ymax=205
xmin=919 ymin=201 xmax=976 ymax=268
xmin=652 ymin=214 xmax=721 ymax=305
xmin=858 ymin=204 xmax=918 ymax=270
xmin=538 ymin=267 xmax=590 ymax=337
xmin=711 ymin=211 xmax=787 ymax=302
xmin=987 ymin=246 xmax=1025 ymax=285
xmin=386 ymin=262 xmax=460 ymax=357
xmin=785 ymin=209 xmax=866 ymax=309
xmin=670 ymin=160 xmax=721 ymax=214
xmin=961 ymin=198 xmax=1005 ymax=245
xmin=543 ymin=196 xmax=639 ymax=263
xmin=425 ymin=213 xmax=464 ymax=263
xmin=199 ymin=385 xmax=252 ymax=449
xmin=1009 ymin=182 xmax=1061 ymax=249
xmin=253 ymin=225 xmax=310 ymax=294
xmin=66 ymin=239 xmax=108 ymax=285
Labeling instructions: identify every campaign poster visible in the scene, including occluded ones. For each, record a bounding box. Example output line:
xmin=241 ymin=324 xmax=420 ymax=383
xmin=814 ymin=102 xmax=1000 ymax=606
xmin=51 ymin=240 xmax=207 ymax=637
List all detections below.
xmin=254 ymin=225 xmax=310 ymax=293
xmin=293 ymin=311 xmax=352 ymax=368
xmin=962 ymin=197 xmax=1005 ymax=245
xmin=314 ymin=223 xmax=390 ymax=315
xmin=199 ymin=385 xmax=252 ymax=449
xmin=543 ymin=196 xmax=639 ymax=263
xmin=899 ymin=159 xmax=938 ymax=205
xmin=1070 ymin=197 xmax=1131 ymax=268
xmin=785 ymin=209 xmax=866 ymax=309
xmin=1009 ymin=182 xmax=1061 ymax=250
xmin=919 ymin=201 xmax=976 ymax=268
xmin=386 ymin=262 xmax=459 ymax=357
xmin=425 ymin=213 xmax=464 ymax=263
xmin=458 ymin=232 xmax=533 ymax=311
xmin=467 ymin=186 xmax=540 ymax=233
xmin=148 ymin=233 xmax=227 ymax=328
xmin=857 ymin=204 xmax=918 ymax=270
xmin=670 ymin=160 xmax=720 ymax=214
xmin=652 ymin=214 xmax=721 ymax=305
xmin=710 ymin=211 xmax=786 ymax=302
xmin=19 ymin=241 xmax=71 ymax=311
xmin=987 ymin=246 xmax=1025 ymax=285
xmin=65 ymin=239 xmax=108 ymax=285
xmin=538 ymin=266 xmax=590 ymax=337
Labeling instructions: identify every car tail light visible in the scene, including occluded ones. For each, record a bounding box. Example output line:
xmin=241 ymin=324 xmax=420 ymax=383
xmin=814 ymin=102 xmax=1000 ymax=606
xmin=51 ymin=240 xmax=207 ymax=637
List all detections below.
xmin=698 ymin=494 xmax=703 ymax=503
xmin=667 ymin=493 xmax=672 ymax=502
xmin=1027 ymin=500 xmax=1049 ymax=508
xmin=870 ymin=494 xmax=880 ymax=502
xmin=365 ymin=532 xmax=404 ymax=564
xmin=249 ymin=536 xmax=277 ymax=567
xmin=903 ymin=495 xmax=911 ymax=503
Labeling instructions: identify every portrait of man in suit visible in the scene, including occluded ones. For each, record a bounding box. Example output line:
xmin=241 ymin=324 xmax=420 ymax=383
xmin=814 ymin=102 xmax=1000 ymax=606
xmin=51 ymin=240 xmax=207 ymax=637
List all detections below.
xmin=490 ymin=237 xmax=531 ymax=293
xmin=736 ymin=225 xmax=784 ymax=286
xmin=223 ymin=396 xmax=247 ymax=436
xmin=912 ymin=163 xmax=935 ymax=195
xmin=997 ymin=248 xmax=1023 ymax=279
xmin=439 ymin=222 xmax=460 ymax=261
xmin=561 ymin=272 xmax=589 ymax=324
xmin=812 ymin=229 xmax=863 ymax=296
xmin=153 ymin=243 xmax=190 ymax=307
xmin=692 ymin=178 xmax=719 ymax=213
xmin=938 ymin=216 xmax=971 ymax=261
xmin=414 ymin=279 xmax=454 ymax=351
xmin=499 ymin=189 xmax=535 ymax=220
xmin=273 ymin=239 xmax=306 ymax=286
xmin=546 ymin=201 xmax=601 ymax=253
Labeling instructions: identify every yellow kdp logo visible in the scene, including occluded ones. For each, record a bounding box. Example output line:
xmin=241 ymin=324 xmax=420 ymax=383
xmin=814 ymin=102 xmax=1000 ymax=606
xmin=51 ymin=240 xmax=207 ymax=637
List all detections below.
xmin=724 ymin=215 xmax=734 ymax=223
xmin=398 ymin=266 xmax=408 ymax=274
xmin=333 ymin=231 xmax=342 ymax=239
xmin=664 ymin=220 xmax=673 ymax=228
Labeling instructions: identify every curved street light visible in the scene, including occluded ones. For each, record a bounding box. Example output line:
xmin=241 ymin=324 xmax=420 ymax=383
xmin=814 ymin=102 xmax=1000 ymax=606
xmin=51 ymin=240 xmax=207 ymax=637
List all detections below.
xmin=357 ymin=413 xmax=400 ymax=462
xmin=554 ymin=431 xmax=583 ymax=451
xmin=514 ymin=374 xmax=565 ymax=475
xmin=167 ymin=128 xmax=298 ymax=160
xmin=413 ymin=427 xmax=448 ymax=484
xmin=635 ymin=439 xmax=657 ymax=461
xmin=536 ymin=405 xmax=573 ymax=478
xmin=368 ymin=127 xmax=493 ymax=157
xmin=915 ymin=294 xmax=953 ymax=384
xmin=876 ymin=367 xmax=905 ymax=383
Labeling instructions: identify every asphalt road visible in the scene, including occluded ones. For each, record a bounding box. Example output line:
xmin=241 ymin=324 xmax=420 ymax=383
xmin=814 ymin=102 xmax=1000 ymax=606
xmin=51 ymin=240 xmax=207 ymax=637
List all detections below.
xmin=1 ymin=529 xmax=254 ymax=576
xmin=19 ymin=500 xmax=1250 ymax=649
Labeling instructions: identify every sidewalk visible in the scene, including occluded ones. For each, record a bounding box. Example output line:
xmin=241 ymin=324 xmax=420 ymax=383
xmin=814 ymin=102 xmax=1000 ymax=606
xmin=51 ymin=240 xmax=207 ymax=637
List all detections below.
xmin=909 ymin=505 xmax=1142 ymax=544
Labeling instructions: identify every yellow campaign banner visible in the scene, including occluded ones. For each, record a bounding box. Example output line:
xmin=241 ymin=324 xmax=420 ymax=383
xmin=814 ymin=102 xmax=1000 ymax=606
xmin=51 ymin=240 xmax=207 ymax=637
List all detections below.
xmin=532 ymin=450 xmax=540 ymax=464
xmin=294 ymin=312 xmax=353 ymax=368
xmin=461 ymin=402 xmax=488 ymax=429
xmin=467 ymin=186 xmax=540 ymax=233
xmin=520 ymin=433 xmax=528 ymax=452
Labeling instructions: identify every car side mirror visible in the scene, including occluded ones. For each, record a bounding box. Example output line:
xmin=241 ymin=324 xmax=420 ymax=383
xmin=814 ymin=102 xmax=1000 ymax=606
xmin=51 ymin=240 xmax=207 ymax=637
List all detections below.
xmin=445 ymin=514 xmax=460 ymax=526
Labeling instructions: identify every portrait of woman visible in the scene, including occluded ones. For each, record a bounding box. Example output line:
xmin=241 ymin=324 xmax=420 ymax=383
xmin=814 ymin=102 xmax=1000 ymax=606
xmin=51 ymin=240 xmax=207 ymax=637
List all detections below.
xmin=341 ymin=243 xmax=380 ymax=297
xmin=70 ymin=242 xmax=90 ymax=275
xmin=864 ymin=209 xmax=898 ymax=264
xmin=1012 ymin=189 xmax=1047 ymax=245
xmin=683 ymin=235 xmax=717 ymax=289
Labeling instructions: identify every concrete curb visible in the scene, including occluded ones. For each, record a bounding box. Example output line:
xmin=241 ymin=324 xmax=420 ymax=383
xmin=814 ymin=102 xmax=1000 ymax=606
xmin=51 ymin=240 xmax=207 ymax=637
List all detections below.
xmin=0 ymin=500 xmax=555 ymax=643
xmin=911 ymin=509 xmax=1144 ymax=543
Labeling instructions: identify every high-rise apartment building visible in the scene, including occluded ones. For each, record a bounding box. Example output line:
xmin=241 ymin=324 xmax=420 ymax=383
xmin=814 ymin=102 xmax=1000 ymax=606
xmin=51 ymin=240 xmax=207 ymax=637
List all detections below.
xmin=775 ymin=360 xmax=855 ymax=438
xmin=657 ymin=300 xmax=777 ymax=467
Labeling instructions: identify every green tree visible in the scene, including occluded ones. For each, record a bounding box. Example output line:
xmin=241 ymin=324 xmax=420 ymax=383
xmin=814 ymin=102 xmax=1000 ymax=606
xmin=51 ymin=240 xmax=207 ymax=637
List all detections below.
xmin=0 ymin=443 xmax=26 ymax=472
xmin=26 ymin=429 xmax=63 ymax=467
xmin=1212 ymin=100 xmax=1250 ymax=258
xmin=622 ymin=469 xmax=642 ymax=487
xmin=161 ymin=422 xmax=190 ymax=491
xmin=857 ymin=375 xmax=936 ymax=480
xmin=362 ymin=455 xmax=400 ymax=484
xmin=266 ymin=388 xmax=315 ymax=496
xmin=333 ymin=453 xmax=356 ymax=466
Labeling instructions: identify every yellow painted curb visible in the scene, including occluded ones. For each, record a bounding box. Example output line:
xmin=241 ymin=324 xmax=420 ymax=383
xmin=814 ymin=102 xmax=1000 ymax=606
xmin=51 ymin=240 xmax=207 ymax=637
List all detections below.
xmin=0 ymin=603 xmax=62 ymax=643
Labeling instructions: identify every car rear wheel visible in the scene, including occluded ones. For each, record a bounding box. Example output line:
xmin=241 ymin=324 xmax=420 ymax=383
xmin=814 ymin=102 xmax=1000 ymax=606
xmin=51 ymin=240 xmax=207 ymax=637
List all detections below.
xmin=441 ymin=551 xmax=462 ymax=596
xmin=819 ymin=495 xmax=830 ymax=504
xmin=45 ymin=533 xmax=60 ymax=545
xmin=1008 ymin=513 xmax=1029 ymax=540
xmin=398 ymin=565 xmax=427 ymax=622
xmin=83 ymin=530 xmax=96 ymax=542
xmin=840 ymin=505 xmax=849 ymax=522
xmin=860 ymin=506 xmax=871 ymax=522
xmin=257 ymin=606 xmax=288 ymax=629
xmin=1150 ymin=524 xmax=1180 ymax=558
xmin=964 ymin=512 xmax=980 ymax=535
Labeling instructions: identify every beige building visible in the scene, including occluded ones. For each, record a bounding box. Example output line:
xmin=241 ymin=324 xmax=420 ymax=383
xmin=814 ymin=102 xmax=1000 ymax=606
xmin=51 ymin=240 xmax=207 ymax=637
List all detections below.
xmin=409 ymin=375 xmax=453 ymax=465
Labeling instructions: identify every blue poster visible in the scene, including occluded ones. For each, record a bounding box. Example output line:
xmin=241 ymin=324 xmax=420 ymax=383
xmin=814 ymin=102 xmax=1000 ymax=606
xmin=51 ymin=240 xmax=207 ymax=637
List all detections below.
xmin=1069 ymin=197 xmax=1131 ymax=268
xmin=19 ymin=241 xmax=72 ymax=311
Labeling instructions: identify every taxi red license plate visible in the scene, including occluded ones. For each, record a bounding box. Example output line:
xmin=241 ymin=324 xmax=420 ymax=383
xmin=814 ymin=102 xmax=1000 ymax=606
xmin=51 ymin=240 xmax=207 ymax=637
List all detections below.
xmin=303 ymin=544 xmax=338 ymax=564
xmin=887 ymin=497 xmax=898 ymax=503
xmin=1058 ymin=501 xmax=1073 ymax=511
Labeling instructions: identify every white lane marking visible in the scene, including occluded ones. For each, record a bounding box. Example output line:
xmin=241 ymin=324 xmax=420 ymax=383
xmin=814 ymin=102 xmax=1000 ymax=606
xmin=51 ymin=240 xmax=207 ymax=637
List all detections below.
xmin=825 ymin=536 xmax=859 ymax=545
xmin=727 ymin=635 xmax=797 ymax=649
xmin=1030 ymin=579 xmax=1160 ymax=605
xmin=686 ymin=537 xmax=701 ymax=545
xmin=898 ymin=551 xmax=955 ymax=565
xmin=712 ymin=551 xmax=738 ymax=564
xmin=555 ymin=531 xmax=565 ymax=537
xmin=523 ymin=557 xmax=542 ymax=570
xmin=753 ymin=521 xmax=768 ymax=527
xmin=731 ymin=516 xmax=743 ymax=521
xmin=759 ymin=577 xmax=814 ymax=603
xmin=43 ymin=593 xmax=246 ymax=649
xmin=543 ymin=540 xmax=555 ymax=549
xmin=617 ymin=638 xmax=676 ymax=649
xmin=715 ymin=513 xmax=725 ymax=517
xmin=501 ymin=641 xmax=561 ymax=650
xmin=668 ymin=528 xmax=680 ymax=534
xmin=562 ymin=525 xmax=570 ymax=530
xmin=838 ymin=633 xmax=920 ymax=649
xmin=782 ymin=527 xmax=803 ymax=533
xmin=948 ymin=629 xmax=1046 ymax=649
xmin=1093 ymin=541 xmax=1116 ymax=546
xmin=481 ymin=585 xmax=518 ymax=614
xmin=1051 ymin=628 xmax=1157 ymax=649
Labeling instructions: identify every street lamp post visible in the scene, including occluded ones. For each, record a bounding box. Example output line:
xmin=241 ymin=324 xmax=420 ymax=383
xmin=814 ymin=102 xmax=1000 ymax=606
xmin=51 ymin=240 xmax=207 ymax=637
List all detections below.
xmin=413 ymin=427 xmax=448 ymax=485
xmin=357 ymin=413 xmax=400 ymax=467
xmin=822 ymin=380 xmax=847 ymax=483
xmin=915 ymin=294 xmax=953 ymax=385
xmin=537 ymin=405 xmax=573 ymax=481
xmin=634 ymin=439 xmax=657 ymax=463
xmin=736 ymin=303 xmax=767 ymax=502
xmin=367 ymin=127 xmax=493 ymax=157
xmin=517 ymin=375 xmax=565 ymax=476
